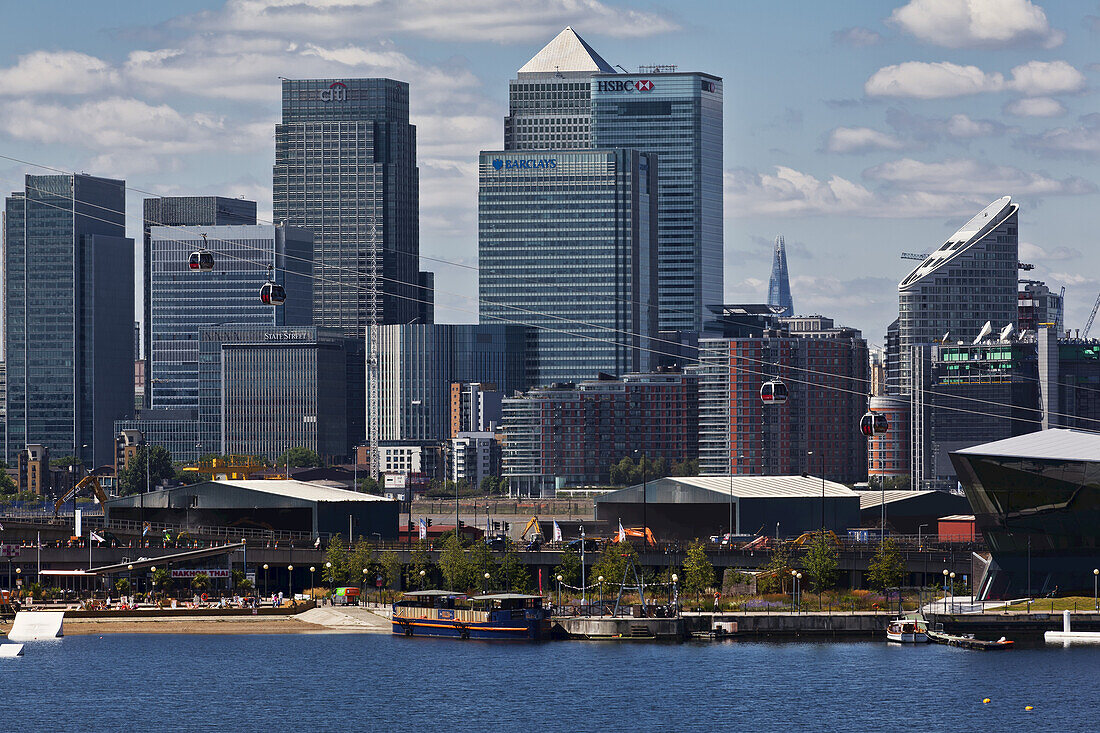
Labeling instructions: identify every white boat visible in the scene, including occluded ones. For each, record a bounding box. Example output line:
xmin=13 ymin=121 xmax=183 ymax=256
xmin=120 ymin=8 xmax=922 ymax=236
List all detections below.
xmin=886 ymin=618 xmax=928 ymax=643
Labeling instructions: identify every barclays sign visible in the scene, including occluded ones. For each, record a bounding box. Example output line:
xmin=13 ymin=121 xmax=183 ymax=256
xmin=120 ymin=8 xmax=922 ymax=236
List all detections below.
xmin=491 ymin=158 xmax=558 ymax=171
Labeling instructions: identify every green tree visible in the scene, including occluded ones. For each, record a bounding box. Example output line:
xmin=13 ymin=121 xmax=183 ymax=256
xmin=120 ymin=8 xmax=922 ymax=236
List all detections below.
xmin=591 ymin=541 xmax=637 ymax=589
xmin=407 ymin=541 xmax=433 ymax=589
xmin=682 ymin=540 xmax=715 ymax=600
xmin=190 ymin=573 xmax=210 ymax=592
xmin=552 ymin=547 xmax=581 ymax=587
xmin=439 ymin=534 xmax=474 ymax=591
xmin=50 ymin=455 xmax=83 ymax=469
xmin=151 ymin=567 xmax=173 ymax=596
xmin=276 ymin=447 xmax=322 ymax=469
xmin=115 ymin=578 xmax=131 ymax=595
xmin=802 ymin=533 xmax=840 ymax=595
xmin=499 ymin=548 xmax=530 ymax=592
xmin=670 ymin=458 xmax=700 ymax=477
xmin=0 ymin=472 xmax=17 ymax=495
xmin=469 ymin=541 xmax=497 ymax=583
xmin=117 ymin=445 xmax=175 ymax=495
xmin=608 ymin=455 xmax=670 ymax=486
xmin=323 ymin=536 xmax=349 ymax=585
xmin=379 ymin=550 xmax=401 ymax=589
xmin=348 ymin=539 xmax=376 ymax=586
xmin=758 ymin=543 xmax=793 ymax=594
xmin=866 ymin=539 xmax=905 ymax=591
xmin=357 ymin=476 xmax=381 ymax=495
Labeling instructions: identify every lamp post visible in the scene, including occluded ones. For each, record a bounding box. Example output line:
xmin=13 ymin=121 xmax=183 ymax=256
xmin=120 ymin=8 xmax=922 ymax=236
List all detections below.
xmin=149 ymin=566 xmax=156 ymax=605
xmin=1094 ymin=568 xmax=1098 ymax=611
xmin=362 ymin=568 xmax=368 ymax=604
xmin=949 ymin=571 xmax=956 ymax=614
xmin=796 ymin=572 xmax=802 ymax=613
xmin=484 ymin=572 xmax=491 ymax=595
xmin=597 ymin=575 xmax=604 ymax=616
xmin=556 ymin=574 xmax=563 ymax=611
xmin=325 ymin=561 xmax=332 ymax=597
xmin=791 ymin=570 xmax=798 ymax=613
xmin=418 ymin=569 xmax=426 ymax=590
xmin=309 ymin=566 xmax=316 ymax=600
xmin=671 ymin=573 xmax=678 ymax=609
xmin=580 ymin=524 xmax=586 ymax=610
xmin=942 ymin=569 xmax=949 ymax=614
xmin=287 ymin=565 xmax=294 ymax=600
xmin=263 ymin=564 xmax=269 ymax=599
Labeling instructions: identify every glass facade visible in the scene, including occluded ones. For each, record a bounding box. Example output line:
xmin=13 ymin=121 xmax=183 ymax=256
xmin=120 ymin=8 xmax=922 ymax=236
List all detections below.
xmin=478 ymin=149 xmax=658 ymax=385
xmin=592 ymin=72 xmax=724 ymax=332
xmin=274 ymin=78 xmax=421 ymax=334
xmin=148 ymin=224 xmax=313 ymax=412
xmin=4 ymin=174 xmax=134 ymax=466
xmin=767 ymin=235 xmax=793 ymax=316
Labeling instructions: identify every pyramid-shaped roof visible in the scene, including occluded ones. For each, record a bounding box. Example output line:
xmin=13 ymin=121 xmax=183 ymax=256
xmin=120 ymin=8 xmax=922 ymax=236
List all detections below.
xmin=518 ymin=26 xmax=615 ymax=75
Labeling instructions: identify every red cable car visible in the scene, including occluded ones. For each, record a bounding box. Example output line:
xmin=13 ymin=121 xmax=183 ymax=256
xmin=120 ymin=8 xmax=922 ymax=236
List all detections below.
xmin=188 ymin=233 xmax=214 ymax=271
xmin=760 ymin=379 xmax=788 ymax=405
xmin=860 ymin=412 xmax=889 ymax=437
xmin=259 ymin=281 xmax=286 ymax=305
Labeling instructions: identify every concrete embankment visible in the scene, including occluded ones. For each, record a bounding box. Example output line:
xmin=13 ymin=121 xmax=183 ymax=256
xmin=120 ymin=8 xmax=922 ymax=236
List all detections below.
xmin=557 ymin=612 xmax=897 ymax=640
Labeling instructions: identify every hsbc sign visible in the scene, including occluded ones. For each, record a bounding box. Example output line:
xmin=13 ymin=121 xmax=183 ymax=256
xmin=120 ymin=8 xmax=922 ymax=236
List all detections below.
xmin=597 ymin=79 xmax=654 ymax=93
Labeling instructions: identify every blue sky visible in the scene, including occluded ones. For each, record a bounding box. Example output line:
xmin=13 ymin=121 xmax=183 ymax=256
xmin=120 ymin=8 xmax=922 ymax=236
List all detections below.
xmin=1 ymin=0 xmax=1098 ymax=345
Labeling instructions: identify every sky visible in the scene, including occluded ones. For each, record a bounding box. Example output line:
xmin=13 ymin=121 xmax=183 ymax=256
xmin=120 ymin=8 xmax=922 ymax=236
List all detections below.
xmin=1 ymin=0 xmax=1099 ymax=347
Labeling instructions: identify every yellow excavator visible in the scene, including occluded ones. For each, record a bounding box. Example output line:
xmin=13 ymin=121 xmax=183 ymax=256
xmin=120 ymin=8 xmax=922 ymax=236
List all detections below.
xmin=791 ymin=530 xmax=840 ymax=547
xmin=520 ymin=516 xmax=544 ymax=541
xmin=54 ymin=475 xmax=108 ymax=520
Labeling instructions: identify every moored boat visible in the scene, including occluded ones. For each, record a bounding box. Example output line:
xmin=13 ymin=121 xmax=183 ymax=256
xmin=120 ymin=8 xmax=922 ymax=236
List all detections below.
xmin=392 ymin=590 xmax=551 ymax=641
xmin=885 ymin=618 xmax=929 ymax=643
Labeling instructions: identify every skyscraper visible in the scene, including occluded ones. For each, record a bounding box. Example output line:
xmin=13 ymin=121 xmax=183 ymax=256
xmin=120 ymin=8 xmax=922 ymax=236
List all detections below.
xmin=142 ymin=196 xmax=256 ymax=399
xmin=767 ymin=235 xmax=793 ymax=316
xmin=504 ymin=26 xmax=615 ymax=151
xmin=479 ymin=149 xmax=658 ymax=385
xmin=592 ymin=69 xmax=724 ymax=332
xmin=274 ymin=78 xmax=421 ymax=333
xmin=4 ymin=174 xmax=134 ymax=466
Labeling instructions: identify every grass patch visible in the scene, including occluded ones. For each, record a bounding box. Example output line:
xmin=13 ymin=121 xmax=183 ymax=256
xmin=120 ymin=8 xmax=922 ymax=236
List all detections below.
xmin=1001 ymin=596 xmax=1100 ymax=613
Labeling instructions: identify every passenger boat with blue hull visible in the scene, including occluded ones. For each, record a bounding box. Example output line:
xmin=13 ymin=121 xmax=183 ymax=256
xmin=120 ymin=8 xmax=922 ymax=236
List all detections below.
xmin=392 ymin=590 xmax=551 ymax=640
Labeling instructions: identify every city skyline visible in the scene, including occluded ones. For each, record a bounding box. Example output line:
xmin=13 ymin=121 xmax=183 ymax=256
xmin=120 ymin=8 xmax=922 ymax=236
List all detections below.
xmin=1 ymin=0 xmax=1099 ymax=345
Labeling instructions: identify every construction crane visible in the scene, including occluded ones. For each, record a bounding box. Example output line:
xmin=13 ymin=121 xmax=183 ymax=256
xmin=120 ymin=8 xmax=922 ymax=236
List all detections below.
xmin=182 ymin=455 xmax=267 ymax=480
xmin=1084 ymin=291 xmax=1100 ymax=338
xmin=54 ymin=475 xmax=108 ymax=520
xmin=900 ymin=252 xmax=929 ymax=261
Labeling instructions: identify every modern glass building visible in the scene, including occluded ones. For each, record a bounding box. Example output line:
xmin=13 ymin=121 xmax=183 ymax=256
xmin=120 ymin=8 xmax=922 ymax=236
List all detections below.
xmin=115 ymin=409 xmax=203 ymax=464
xmin=377 ymin=324 xmax=529 ymax=443
xmin=767 ymin=235 xmax=793 ymax=316
xmin=274 ymin=78 xmax=422 ymax=333
xmin=504 ymin=26 xmax=615 ymax=151
xmin=591 ymin=70 xmax=724 ymax=332
xmin=142 ymin=196 xmax=256 ymax=396
xmin=4 ymin=174 xmax=134 ymax=467
xmin=148 ymin=224 xmax=313 ymax=411
xmin=478 ymin=149 xmax=658 ymax=385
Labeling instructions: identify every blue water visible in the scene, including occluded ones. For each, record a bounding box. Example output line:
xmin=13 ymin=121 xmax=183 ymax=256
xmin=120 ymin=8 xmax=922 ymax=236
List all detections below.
xmin=4 ymin=633 xmax=1099 ymax=731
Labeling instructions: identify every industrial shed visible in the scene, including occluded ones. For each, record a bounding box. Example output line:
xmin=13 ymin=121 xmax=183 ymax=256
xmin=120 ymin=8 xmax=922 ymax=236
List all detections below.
xmin=105 ymin=480 xmax=399 ymax=539
xmin=594 ymin=476 xmax=860 ymax=542
xmin=857 ymin=490 xmax=971 ymax=534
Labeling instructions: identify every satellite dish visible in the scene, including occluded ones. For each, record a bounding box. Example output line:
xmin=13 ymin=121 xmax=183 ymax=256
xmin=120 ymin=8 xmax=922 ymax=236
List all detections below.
xmin=973 ymin=321 xmax=992 ymax=345
xmin=999 ymin=324 xmax=1014 ymax=341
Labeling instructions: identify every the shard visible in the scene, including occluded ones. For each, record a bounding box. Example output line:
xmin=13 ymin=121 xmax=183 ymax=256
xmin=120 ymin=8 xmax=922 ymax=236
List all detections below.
xmin=767 ymin=235 xmax=794 ymax=316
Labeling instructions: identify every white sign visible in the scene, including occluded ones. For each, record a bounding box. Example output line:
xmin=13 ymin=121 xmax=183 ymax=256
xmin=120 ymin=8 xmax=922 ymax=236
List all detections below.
xmin=171 ymin=569 xmax=231 ymax=579
xmin=0 ymin=544 xmax=20 ymax=558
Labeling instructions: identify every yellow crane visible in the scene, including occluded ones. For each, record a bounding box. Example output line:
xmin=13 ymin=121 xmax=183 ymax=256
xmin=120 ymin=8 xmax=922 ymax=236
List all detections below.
xmin=54 ymin=475 xmax=108 ymax=520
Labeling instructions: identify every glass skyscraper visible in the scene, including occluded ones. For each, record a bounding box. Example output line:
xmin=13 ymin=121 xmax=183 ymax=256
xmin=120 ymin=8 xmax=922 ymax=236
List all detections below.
xmin=274 ymin=78 xmax=422 ymax=333
xmin=478 ymin=149 xmax=658 ymax=385
xmin=4 ymin=174 xmax=134 ymax=466
xmin=767 ymin=235 xmax=794 ymax=316
xmin=591 ymin=71 xmax=724 ymax=332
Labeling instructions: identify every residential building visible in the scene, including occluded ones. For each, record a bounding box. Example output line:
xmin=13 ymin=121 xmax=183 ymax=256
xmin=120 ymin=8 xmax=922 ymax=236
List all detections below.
xmin=377 ymin=324 xmax=529 ymax=443
xmin=504 ymin=26 xmax=615 ymax=151
xmin=767 ymin=235 xmax=794 ymax=316
xmin=141 ymin=196 xmax=257 ymax=399
xmin=274 ymin=77 xmax=421 ymax=333
xmin=591 ymin=68 xmax=723 ymax=332
xmin=884 ymin=318 xmax=901 ymax=395
xmin=867 ymin=395 xmax=910 ymax=485
xmin=4 ymin=174 xmax=134 ymax=466
xmin=501 ymin=370 xmax=699 ymax=497
xmin=449 ymin=382 xmax=502 ymax=437
xmin=449 ymin=431 xmax=501 ymax=489
xmin=478 ymin=148 xmax=657 ymax=384
xmin=697 ymin=321 xmax=868 ymax=483
xmin=1018 ymin=280 xmax=1064 ymax=335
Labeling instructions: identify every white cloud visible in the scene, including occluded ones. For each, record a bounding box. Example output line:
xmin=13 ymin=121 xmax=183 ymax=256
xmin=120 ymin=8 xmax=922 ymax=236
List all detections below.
xmin=1019 ymin=114 xmax=1100 ymax=156
xmin=824 ymin=126 xmax=908 ymax=154
xmin=832 ymin=26 xmax=882 ymax=46
xmin=884 ymin=109 xmax=1008 ymax=141
xmin=865 ymin=61 xmax=1005 ymax=98
xmin=889 ymin=0 xmax=1064 ymax=49
xmin=0 ymin=50 xmax=118 ymax=96
xmin=179 ymin=0 xmax=677 ymax=42
xmin=943 ymin=113 xmax=1002 ymax=137
xmin=863 ymin=157 xmax=1094 ymax=195
xmin=1019 ymin=241 xmax=1081 ymax=262
xmin=1004 ymin=96 xmax=1065 ymax=117
xmin=865 ymin=59 xmax=1085 ymax=99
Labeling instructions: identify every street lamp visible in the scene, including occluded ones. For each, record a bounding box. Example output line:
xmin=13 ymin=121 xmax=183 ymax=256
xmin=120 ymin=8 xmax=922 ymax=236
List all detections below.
xmin=363 ymin=568 xmax=369 ymax=604
xmin=263 ymin=564 xmax=269 ymax=599
xmin=149 ymin=566 xmax=156 ymax=605
xmin=556 ymin=574 xmax=563 ymax=610
xmin=942 ymin=569 xmax=949 ymax=614
xmin=127 ymin=564 xmax=133 ymax=602
xmin=671 ymin=573 xmax=678 ymax=609
xmin=597 ymin=575 xmax=604 ymax=616
xmin=1094 ymin=568 xmax=1099 ymax=611
xmin=791 ymin=570 xmax=798 ymax=612
xmin=309 ymin=566 xmax=316 ymax=600
xmin=418 ymin=569 xmax=426 ymax=590
xmin=484 ymin=572 xmax=491 ymax=594
xmin=287 ymin=565 xmax=294 ymax=600
xmin=796 ymin=572 xmax=802 ymax=613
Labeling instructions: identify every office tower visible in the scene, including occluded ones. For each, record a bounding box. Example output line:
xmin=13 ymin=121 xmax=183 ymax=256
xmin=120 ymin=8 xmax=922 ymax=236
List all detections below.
xmin=1018 ymin=280 xmax=1064 ymax=335
xmin=274 ymin=78 xmax=420 ymax=332
xmin=591 ymin=69 xmax=723 ymax=332
xmin=697 ymin=318 xmax=868 ymax=483
xmin=142 ymin=196 xmax=257 ymax=399
xmin=377 ymin=324 xmax=529 ymax=443
xmin=417 ymin=271 xmax=435 ymax=325
xmin=767 ymin=235 xmax=794 ymax=316
xmin=148 ymin=224 xmax=313 ymax=412
xmin=501 ymin=370 xmax=699 ymax=498
xmin=884 ymin=318 xmax=901 ymax=395
xmin=4 ymin=174 xmax=134 ymax=466
xmin=504 ymin=26 xmax=615 ymax=151
xmin=898 ymin=196 xmax=1019 ymax=395
xmin=479 ymin=149 xmax=658 ymax=385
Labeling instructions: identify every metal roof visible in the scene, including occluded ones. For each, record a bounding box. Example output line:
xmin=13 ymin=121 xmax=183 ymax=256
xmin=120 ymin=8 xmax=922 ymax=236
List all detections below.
xmin=940 ymin=514 xmax=976 ymax=521
xmin=471 ymin=593 xmax=542 ymax=601
xmin=954 ymin=428 xmax=1100 ymax=462
xmin=216 ymin=480 xmax=392 ymax=503
xmin=899 ymin=196 xmax=1015 ymax=289
xmin=401 ymin=590 xmax=464 ymax=598
xmin=597 ymin=475 xmax=858 ymax=503
xmin=857 ymin=490 xmax=945 ymax=510
xmin=518 ymin=27 xmax=615 ymax=75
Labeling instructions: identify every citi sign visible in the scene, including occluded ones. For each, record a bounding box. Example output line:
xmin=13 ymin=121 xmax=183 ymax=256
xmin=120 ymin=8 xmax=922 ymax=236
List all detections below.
xmin=491 ymin=158 xmax=557 ymax=170
xmin=597 ymin=79 xmax=654 ymax=93
xmin=319 ymin=82 xmax=347 ymax=102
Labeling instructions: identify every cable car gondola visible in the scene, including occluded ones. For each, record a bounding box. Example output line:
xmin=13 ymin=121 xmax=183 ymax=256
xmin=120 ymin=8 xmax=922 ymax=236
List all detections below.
xmin=260 ymin=266 xmax=285 ymax=305
xmin=188 ymin=233 xmax=214 ymax=272
xmin=859 ymin=411 xmax=888 ymax=437
xmin=760 ymin=379 xmax=788 ymax=405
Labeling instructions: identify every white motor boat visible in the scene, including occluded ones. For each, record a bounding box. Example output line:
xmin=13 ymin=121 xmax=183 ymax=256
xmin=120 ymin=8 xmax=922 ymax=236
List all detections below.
xmin=886 ymin=618 xmax=929 ymax=643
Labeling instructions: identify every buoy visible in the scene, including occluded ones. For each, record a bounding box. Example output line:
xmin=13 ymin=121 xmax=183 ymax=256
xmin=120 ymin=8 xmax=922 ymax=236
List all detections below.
xmin=1025 ymin=706 xmax=1033 ymax=711
xmin=982 ymin=699 xmax=991 ymax=704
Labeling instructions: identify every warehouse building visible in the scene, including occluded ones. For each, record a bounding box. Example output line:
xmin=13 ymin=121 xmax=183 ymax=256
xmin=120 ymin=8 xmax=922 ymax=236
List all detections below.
xmin=106 ymin=480 xmax=398 ymax=539
xmin=857 ymin=490 xmax=972 ymax=535
xmin=594 ymin=476 xmax=860 ymax=542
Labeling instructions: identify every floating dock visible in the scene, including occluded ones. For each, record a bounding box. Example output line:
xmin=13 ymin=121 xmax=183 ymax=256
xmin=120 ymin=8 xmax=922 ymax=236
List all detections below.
xmin=1045 ymin=610 xmax=1100 ymax=644
xmin=926 ymin=629 xmax=1013 ymax=650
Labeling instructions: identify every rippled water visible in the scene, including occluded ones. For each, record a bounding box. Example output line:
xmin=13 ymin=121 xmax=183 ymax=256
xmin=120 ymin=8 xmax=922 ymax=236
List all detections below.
xmin=4 ymin=633 xmax=1098 ymax=731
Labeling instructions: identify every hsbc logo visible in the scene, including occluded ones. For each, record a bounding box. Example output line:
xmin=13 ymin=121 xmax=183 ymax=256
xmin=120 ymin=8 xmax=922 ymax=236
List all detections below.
xmin=319 ymin=82 xmax=347 ymax=102
xmin=597 ymin=79 xmax=654 ymax=93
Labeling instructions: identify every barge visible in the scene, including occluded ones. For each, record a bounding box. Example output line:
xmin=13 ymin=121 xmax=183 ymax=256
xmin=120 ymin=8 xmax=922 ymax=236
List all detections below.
xmin=392 ymin=590 xmax=551 ymax=641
